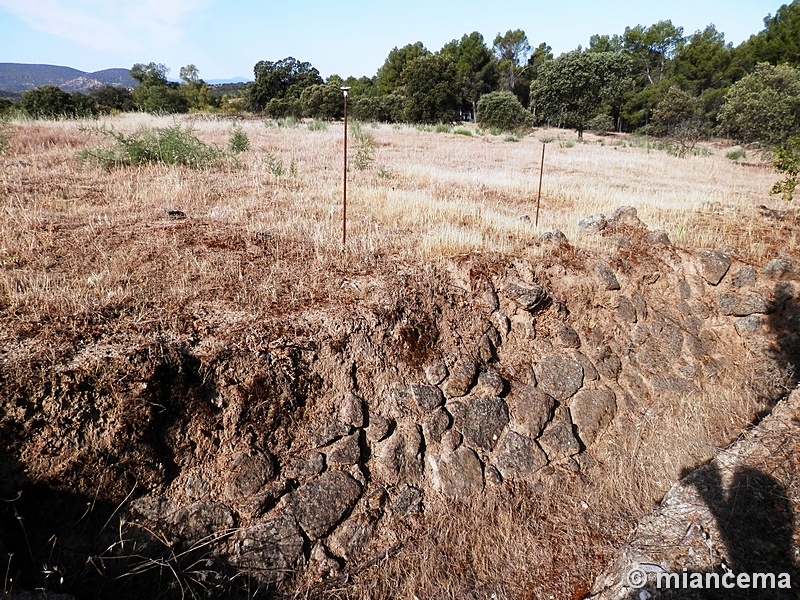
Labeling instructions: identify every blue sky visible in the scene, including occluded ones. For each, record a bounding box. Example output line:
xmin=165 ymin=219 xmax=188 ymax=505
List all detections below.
xmin=0 ymin=0 xmax=785 ymax=81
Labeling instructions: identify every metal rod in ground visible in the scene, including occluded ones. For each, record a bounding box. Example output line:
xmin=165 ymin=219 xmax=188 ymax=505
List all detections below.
xmin=535 ymin=143 xmax=546 ymax=227
xmin=341 ymin=88 xmax=349 ymax=246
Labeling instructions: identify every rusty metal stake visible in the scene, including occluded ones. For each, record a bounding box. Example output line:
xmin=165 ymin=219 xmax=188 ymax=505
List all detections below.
xmin=341 ymin=87 xmax=350 ymax=247
xmin=535 ymin=143 xmax=545 ymax=227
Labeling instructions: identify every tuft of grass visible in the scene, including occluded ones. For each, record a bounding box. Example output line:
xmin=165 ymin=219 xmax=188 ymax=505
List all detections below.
xmin=78 ymin=123 xmax=227 ymax=169
xmin=504 ymin=134 xmax=521 ymax=143
xmin=350 ymin=120 xmax=376 ymax=171
xmin=453 ymin=127 xmax=472 ymax=137
xmin=434 ymin=123 xmax=453 ymax=134
xmin=538 ymin=135 xmax=556 ymax=144
xmin=307 ymin=120 xmax=328 ymax=132
xmin=726 ymin=148 xmax=746 ymax=160
xmin=0 ymin=114 xmax=12 ymax=154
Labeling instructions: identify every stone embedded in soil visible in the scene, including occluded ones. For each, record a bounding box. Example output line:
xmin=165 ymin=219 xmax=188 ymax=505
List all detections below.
xmin=553 ymin=321 xmax=581 ymax=348
xmin=232 ymin=515 xmax=304 ymax=579
xmin=718 ymin=293 xmax=775 ymax=316
xmin=327 ymin=513 xmax=377 ymax=560
xmin=538 ymin=406 xmax=582 ymax=461
xmin=339 ymin=392 xmax=365 ymax=428
xmin=504 ymin=282 xmax=550 ymax=313
xmin=534 ymin=355 xmax=584 ymax=401
xmin=594 ymin=263 xmax=621 ymax=291
xmin=645 ymin=230 xmax=671 ymax=246
xmin=733 ymin=265 xmax=757 ymax=287
xmin=444 ymin=361 xmax=478 ymax=398
xmin=608 ymin=205 xmax=645 ymax=228
xmin=366 ymin=412 xmax=392 ymax=443
xmin=423 ymin=407 xmax=451 ymax=444
xmin=507 ymin=385 xmax=555 ymax=438
xmin=411 ymin=383 xmax=445 ymax=411
xmin=762 ymin=257 xmax=795 ymax=277
xmin=285 ymin=452 xmax=325 ymax=481
xmin=424 ymin=363 xmax=448 ymax=386
xmin=694 ymin=249 xmax=732 ymax=285
xmin=579 ymin=214 xmax=607 ymax=233
xmin=540 ymin=229 xmax=568 ymax=245
xmin=184 ymin=474 xmax=210 ymax=500
xmin=372 ymin=422 xmax=424 ymax=484
xmin=569 ymin=388 xmax=617 ymax=446
xmin=494 ymin=431 xmax=548 ymax=480
xmin=284 ymin=470 xmax=362 ymax=539
xmin=450 ymin=396 xmax=510 ymax=451
xmin=735 ymin=315 xmax=764 ymax=337
xmin=175 ymin=502 xmax=235 ymax=543
xmin=224 ymin=452 xmax=275 ymax=502
xmin=430 ymin=446 xmax=484 ymax=498
xmin=392 ymin=484 xmax=424 ymax=515
xmin=311 ymin=419 xmax=352 ymax=448
xmin=475 ymin=369 xmax=505 ymax=396
xmin=326 ymin=432 xmax=362 ymax=466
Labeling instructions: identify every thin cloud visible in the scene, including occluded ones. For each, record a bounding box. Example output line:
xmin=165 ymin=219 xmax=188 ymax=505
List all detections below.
xmin=0 ymin=0 xmax=211 ymax=54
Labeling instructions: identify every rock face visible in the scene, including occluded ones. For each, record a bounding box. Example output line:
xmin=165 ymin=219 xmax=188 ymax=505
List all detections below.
xmin=284 ymin=471 xmax=362 ymax=539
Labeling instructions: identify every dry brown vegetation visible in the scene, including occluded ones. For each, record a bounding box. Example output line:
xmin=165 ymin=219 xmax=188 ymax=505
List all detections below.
xmin=1 ymin=114 xmax=797 ymax=599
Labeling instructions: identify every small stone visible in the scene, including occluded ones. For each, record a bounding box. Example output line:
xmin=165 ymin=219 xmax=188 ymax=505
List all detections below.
xmin=718 ymin=293 xmax=774 ymax=316
xmin=540 ymin=229 xmax=568 ymax=245
xmin=339 ymin=393 xmax=365 ymax=428
xmin=733 ymin=265 xmax=757 ymax=287
xmin=423 ymin=407 xmax=451 ymax=444
xmin=366 ymin=413 xmax=392 ymax=443
xmin=484 ymin=465 xmax=503 ymax=486
xmin=184 ymin=474 xmax=210 ymax=500
xmin=285 ymin=452 xmax=325 ymax=481
xmin=424 ymin=363 xmax=448 ymax=386
xmin=645 ymin=230 xmax=671 ymax=246
xmin=311 ymin=419 xmax=351 ymax=448
xmin=411 ymin=383 xmax=445 ymax=411
xmin=175 ymin=502 xmax=235 ymax=543
xmin=504 ymin=282 xmax=550 ymax=313
xmin=578 ymin=214 xmax=607 ymax=233
xmin=232 ymin=516 xmax=304 ymax=580
xmin=735 ymin=315 xmax=764 ymax=337
xmin=475 ymin=369 xmax=505 ymax=396
xmin=440 ymin=429 xmax=462 ymax=453
xmin=616 ymin=296 xmax=637 ymax=323
xmin=608 ymin=205 xmax=644 ymax=228
xmin=491 ymin=312 xmax=511 ymax=336
xmin=507 ymin=385 xmax=555 ymax=438
xmin=392 ymin=484 xmax=424 ymax=515
xmin=372 ymin=422 xmax=424 ymax=484
xmin=444 ymin=361 xmax=478 ymax=398
xmin=308 ymin=542 xmax=341 ymax=578
xmin=534 ymin=355 xmax=584 ymax=401
xmin=494 ymin=431 xmax=548 ymax=480
xmin=694 ymin=249 xmax=732 ymax=285
xmin=554 ymin=321 xmax=581 ymax=348
xmin=284 ymin=471 xmax=362 ymax=540
xmin=538 ymin=407 xmax=581 ymax=461
xmin=569 ymin=388 xmax=617 ymax=446
xmin=571 ymin=351 xmax=599 ymax=382
xmin=224 ymin=452 xmax=275 ymax=502
xmin=326 ymin=432 xmax=362 ymax=466
xmin=595 ymin=263 xmax=621 ymax=291
xmin=450 ymin=396 xmax=510 ymax=451
xmin=327 ymin=513 xmax=376 ymax=560
xmin=429 ymin=446 xmax=484 ymax=498
xmin=762 ymin=258 xmax=795 ymax=277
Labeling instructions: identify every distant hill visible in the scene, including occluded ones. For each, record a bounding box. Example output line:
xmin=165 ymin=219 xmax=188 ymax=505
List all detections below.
xmin=0 ymin=63 xmax=138 ymax=100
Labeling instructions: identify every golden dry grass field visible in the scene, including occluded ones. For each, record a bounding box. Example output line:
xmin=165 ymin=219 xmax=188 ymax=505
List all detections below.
xmin=0 ymin=113 xmax=791 ymax=326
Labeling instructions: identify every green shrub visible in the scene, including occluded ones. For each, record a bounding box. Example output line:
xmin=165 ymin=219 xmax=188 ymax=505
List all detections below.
xmin=588 ymin=114 xmax=614 ymax=134
xmin=771 ymin=137 xmax=800 ymax=201
xmin=228 ymin=125 xmax=250 ymax=154
xmin=435 ymin=123 xmax=453 ymax=133
xmin=504 ymin=134 xmax=521 ymax=142
xmin=453 ymin=127 xmax=472 ymax=136
xmin=350 ymin=121 xmax=375 ymax=170
xmin=78 ymin=123 xmax=226 ymax=169
xmin=726 ymin=148 xmax=746 ymax=160
xmin=307 ymin=120 xmax=328 ymax=131
xmin=476 ymin=91 xmax=533 ymax=132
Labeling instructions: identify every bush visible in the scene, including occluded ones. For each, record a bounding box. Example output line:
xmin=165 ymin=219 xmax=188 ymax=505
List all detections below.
xmin=228 ymin=126 xmax=250 ymax=154
xmin=771 ymin=137 xmax=800 ymax=201
xmin=78 ymin=124 xmax=227 ymax=169
xmin=726 ymin=148 xmax=746 ymax=160
xmin=588 ymin=114 xmax=614 ymax=134
xmin=476 ymin=91 xmax=533 ymax=132
xmin=20 ymin=85 xmax=75 ymax=119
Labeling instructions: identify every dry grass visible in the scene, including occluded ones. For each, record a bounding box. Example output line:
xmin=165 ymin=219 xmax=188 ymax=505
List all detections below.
xmin=0 ymin=115 xmax=789 ymax=330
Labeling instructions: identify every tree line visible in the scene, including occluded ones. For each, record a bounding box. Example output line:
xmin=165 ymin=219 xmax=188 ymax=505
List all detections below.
xmin=5 ymin=0 xmax=800 ymax=148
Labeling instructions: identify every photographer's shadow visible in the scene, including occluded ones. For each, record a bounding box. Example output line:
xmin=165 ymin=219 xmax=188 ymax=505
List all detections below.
xmin=626 ymin=462 xmax=797 ymax=599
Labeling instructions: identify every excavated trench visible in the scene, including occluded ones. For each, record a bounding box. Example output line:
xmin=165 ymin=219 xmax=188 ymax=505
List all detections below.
xmin=2 ymin=209 xmax=799 ymax=599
